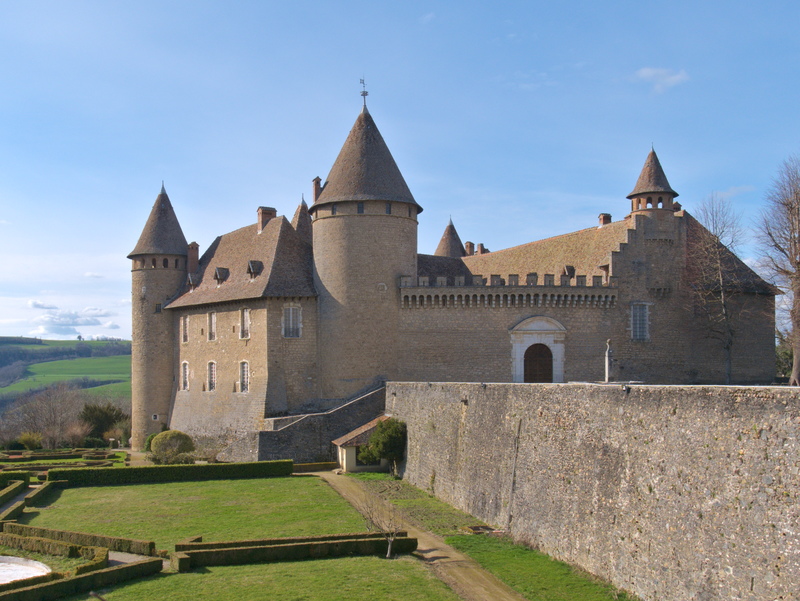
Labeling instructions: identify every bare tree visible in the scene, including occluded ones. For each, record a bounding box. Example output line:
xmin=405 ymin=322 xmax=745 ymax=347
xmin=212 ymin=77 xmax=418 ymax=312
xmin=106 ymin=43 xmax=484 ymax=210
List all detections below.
xmin=353 ymin=490 xmax=404 ymax=558
xmin=685 ymin=193 xmax=747 ymax=384
xmin=4 ymin=383 xmax=86 ymax=448
xmin=757 ymin=155 xmax=800 ymax=385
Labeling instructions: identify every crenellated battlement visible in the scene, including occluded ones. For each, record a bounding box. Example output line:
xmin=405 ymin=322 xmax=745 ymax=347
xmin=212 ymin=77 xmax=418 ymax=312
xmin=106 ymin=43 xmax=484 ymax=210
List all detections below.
xmin=400 ymin=272 xmax=618 ymax=289
xmin=400 ymin=285 xmax=617 ymax=310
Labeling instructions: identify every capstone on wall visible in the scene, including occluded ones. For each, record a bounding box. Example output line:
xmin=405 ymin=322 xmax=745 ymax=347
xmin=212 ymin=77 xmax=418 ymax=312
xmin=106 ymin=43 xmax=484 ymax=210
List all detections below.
xmin=387 ymin=382 xmax=799 ymax=601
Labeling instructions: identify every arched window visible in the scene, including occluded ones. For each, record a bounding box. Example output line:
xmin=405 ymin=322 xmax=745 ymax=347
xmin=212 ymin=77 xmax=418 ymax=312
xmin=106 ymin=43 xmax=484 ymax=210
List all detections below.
xmin=207 ymin=362 xmax=216 ymax=391
xmin=240 ymin=361 xmax=249 ymax=393
xmin=181 ymin=362 xmax=189 ymax=390
xmin=162 ymin=258 xmax=168 ymax=268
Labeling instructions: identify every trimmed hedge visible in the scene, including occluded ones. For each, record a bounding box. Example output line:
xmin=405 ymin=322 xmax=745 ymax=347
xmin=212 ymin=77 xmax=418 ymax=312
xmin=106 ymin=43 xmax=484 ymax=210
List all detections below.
xmin=0 ymin=500 xmax=26 ymax=521
xmin=0 ymin=480 xmax=27 ymax=505
xmin=0 ymin=532 xmax=80 ymax=557
xmin=0 ymin=453 xmax=82 ymax=463
xmin=0 ymin=557 xmax=162 ymax=601
xmin=175 ymin=531 xmax=405 ymax=551
xmin=293 ymin=462 xmax=338 ymax=473
xmin=23 ymin=481 xmax=62 ymax=507
xmin=0 ymin=472 xmax=30 ymax=488
xmin=0 ymin=573 xmax=61 ymax=595
xmin=73 ymin=546 xmax=109 ymax=575
xmin=4 ymin=523 xmax=155 ymax=556
xmin=47 ymin=459 xmax=293 ymax=486
xmin=176 ymin=536 xmax=418 ymax=571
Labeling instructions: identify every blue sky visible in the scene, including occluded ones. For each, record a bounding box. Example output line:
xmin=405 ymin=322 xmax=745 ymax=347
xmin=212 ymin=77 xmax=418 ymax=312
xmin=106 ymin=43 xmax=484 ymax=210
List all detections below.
xmin=1 ymin=1 xmax=799 ymax=339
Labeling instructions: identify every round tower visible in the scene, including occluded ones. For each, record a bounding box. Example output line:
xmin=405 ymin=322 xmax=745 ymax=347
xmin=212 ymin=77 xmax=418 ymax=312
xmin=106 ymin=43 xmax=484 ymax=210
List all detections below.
xmin=128 ymin=185 xmax=188 ymax=450
xmin=627 ymin=149 xmax=679 ymax=214
xmin=309 ymin=105 xmax=422 ymax=400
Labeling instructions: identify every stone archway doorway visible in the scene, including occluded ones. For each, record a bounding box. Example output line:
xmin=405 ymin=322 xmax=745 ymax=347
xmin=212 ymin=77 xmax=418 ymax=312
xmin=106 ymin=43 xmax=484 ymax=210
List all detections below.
xmin=524 ymin=343 xmax=553 ymax=383
xmin=510 ymin=316 xmax=566 ymax=383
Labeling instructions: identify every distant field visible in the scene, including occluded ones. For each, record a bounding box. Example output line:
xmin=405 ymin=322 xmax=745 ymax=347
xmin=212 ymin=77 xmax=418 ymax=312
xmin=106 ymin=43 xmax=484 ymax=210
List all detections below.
xmin=0 ymin=355 xmax=131 ymax=394
xmin=0 ymin=337 xmax=123 ymax=349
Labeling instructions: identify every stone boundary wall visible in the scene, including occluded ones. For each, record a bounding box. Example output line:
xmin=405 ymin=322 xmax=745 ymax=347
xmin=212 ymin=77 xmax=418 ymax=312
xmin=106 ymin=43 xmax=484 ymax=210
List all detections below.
xmin=386 ymin=382 xmax=800 ymax=601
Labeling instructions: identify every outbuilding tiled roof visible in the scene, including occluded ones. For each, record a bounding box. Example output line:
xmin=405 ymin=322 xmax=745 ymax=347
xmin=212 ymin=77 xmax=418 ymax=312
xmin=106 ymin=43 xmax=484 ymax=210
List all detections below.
xmin=461 ymin=219 xmax=632 ymax=279
xmin=332 ymin=415 xmax=389 ymax=447
xmin=128 ymin=185 xmax=188 ymax=258
xmin=434 ymin=219 xmax=467 ymax=258
xmin=418 ymin=253 xmax=473 ymax=280
xmin=627 ymin=149 xmax=678 ymax=199
xmin=167 ymin=215 xmax=315 ymax=309
xmin=310 ymin=107 xmax=422 ymax=213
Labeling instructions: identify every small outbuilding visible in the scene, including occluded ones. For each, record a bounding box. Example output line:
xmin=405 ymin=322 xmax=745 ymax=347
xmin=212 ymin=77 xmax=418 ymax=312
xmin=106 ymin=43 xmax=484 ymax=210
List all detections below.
xmin=332 ymin=415 xmax=390 ymax=473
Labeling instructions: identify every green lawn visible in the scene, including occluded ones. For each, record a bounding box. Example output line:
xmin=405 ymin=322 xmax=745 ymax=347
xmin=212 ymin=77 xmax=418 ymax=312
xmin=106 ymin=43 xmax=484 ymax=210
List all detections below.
xmin=446 ymin=535 xmax=638 ymax=601
xmin=0 ymin=544 xmax=87 ymax=574
xmin=0 ymin=355 xmax=131 ymax=394
xmin=19 ymin=476 xmax=367 ymax=551
xmin=62 ymin=556 xmax=460 ymax=601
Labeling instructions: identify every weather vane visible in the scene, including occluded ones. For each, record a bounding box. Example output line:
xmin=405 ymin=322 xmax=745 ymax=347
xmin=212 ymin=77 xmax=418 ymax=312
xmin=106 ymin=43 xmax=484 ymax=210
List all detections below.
xmin=360 ymin=78 xmax=368 ymax=106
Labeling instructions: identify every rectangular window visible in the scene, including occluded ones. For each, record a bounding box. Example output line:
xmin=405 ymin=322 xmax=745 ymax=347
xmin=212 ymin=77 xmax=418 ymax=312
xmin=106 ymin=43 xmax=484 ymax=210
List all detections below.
xmin=283 ymin=306 xmax=301 ymax=338
xmin=240 ymin=308 xmax=250 ymax=339
xmin=357 ymin=202 xmax=364 ymax=214
xmin=181 ymin=315 xmax=188 ymax=343
xmin=181 ymin=362 xmax=189 ymax=390
xmin=331 ymin=204 xmax=337 ymax=215
xmin=207 ymin=362 xmax=216 ymax=391
xmin=154 ymin=303 xmax=162 ymax=313
xmin=240 ymin=361 xmax=250 ymax=393
xmin=208 ymin=312 xmax=216 ymax=341
xmin=631 ymin=303 xmax=650 ymax=341
xmin=385 ymin=202 xmax=392 ymax=214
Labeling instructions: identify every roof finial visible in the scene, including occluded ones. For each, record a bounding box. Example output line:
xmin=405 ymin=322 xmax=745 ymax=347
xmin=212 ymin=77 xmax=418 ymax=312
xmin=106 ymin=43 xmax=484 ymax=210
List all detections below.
xmin=161 ymin=180 xmax=166 ymax=195
xmin=360 ymin=78 xmax=368 ymax=108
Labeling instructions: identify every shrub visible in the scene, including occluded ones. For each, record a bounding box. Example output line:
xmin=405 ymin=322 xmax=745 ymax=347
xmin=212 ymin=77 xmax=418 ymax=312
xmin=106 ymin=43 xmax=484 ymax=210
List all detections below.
xmin=79 ymin=402 xmax=128 ymax=439
xmin=82 ymin=437 xmax=107 ymax=448
xmin=149 ymin=430 xmax=195 ymax=464
xmin=47 ymin=459 xmax=293 ymax=486
xmin=358 ymin=418 xmax=407 ymax=475
xmin=18 ymin=431 xmax=43 ymax=450
xmin=143 ymin=431 xmax=159 ymax=452
xmin=5 ymin=440 xmax=25 ymax=451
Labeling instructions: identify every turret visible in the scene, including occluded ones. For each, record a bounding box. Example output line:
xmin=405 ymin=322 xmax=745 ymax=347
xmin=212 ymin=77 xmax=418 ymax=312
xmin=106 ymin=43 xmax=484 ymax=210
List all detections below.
xmin=434 ymin=219 xmax=466 ymax=258
xmin=309 ymin=105 xmax=421 ymax=399
xmin=627 ymin=149 xmax=679 ymax=214
xmin=127 ymin=184 xmax=188 ymax=450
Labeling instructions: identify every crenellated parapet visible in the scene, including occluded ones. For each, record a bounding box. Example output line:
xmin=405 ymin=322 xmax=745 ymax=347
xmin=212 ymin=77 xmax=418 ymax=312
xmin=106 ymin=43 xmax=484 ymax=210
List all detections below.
xmin=400 ymin=281 xmax=617 ymax=310
xmin=401 ymin=272 xmax=618 ymax=288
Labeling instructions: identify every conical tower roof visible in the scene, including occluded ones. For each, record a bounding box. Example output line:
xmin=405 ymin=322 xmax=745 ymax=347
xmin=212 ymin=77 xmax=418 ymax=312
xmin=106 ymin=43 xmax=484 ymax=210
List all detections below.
xmin=310 ymin=107 xmax=422 ymax=213
xmin=128 ymin=185 xmax=188 ymax=257
xmin=434 ymin=219 xmax=466 ymax=258
xmin=291 ymin=197 xmax=312 ymax=245
xmin=627 ymin=149 xmax=678 ymax=199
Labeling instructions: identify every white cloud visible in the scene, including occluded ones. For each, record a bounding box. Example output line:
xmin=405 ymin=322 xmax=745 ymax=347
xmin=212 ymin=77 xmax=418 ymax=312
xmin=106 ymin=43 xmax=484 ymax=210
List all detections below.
xmin=28 ymin=324 xmax=81 ymax=338
xmin=28 ymin=299 xmax=59 ymax=310
xmin=81 ymin=307 xmax=115 ymax=318
xmin=33 ymin=311 xmax=103 ymax=327
xmin=0 ymin=220 xmax=9 ymax=225
xmin=420 ymin=12 xmax=435 ymax=25
xmin=103 ymin=321 xmax=121 ymax=330
xmin=84 ymin=272 xmax=104 ymax=278
xmin=635 ymin=67 xmax=689 ymax=93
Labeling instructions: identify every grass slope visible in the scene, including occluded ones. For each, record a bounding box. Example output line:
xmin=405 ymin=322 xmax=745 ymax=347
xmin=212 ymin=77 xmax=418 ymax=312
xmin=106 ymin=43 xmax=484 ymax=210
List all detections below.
xmin=0 ymin=355 xmax=131 ymax=394
xmin=20 ymin=476 xmax=366 ymax=551
xmin=62 ymin=556 xmax=460 ymax=601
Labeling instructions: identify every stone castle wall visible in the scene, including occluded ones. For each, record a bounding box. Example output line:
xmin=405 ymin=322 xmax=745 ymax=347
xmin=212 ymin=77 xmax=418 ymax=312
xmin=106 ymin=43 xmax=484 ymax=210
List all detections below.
xmin=387 ymin=382 xmax=799 ymax=601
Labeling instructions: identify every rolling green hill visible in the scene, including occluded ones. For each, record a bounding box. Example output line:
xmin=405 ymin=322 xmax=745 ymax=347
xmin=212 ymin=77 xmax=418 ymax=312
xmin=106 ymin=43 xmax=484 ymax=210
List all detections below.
xmin=0 ymin=355 xmax=131 ymax=395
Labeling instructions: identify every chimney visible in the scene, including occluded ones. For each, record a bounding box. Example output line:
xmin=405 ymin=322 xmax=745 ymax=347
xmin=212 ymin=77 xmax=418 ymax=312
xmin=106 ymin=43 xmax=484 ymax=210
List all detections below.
xmin=464 ymin=241 xmax=474 ymax=256
xmin=598 ymin=213 xmax=612 ymax=227
xmin=187 ymin=242 xmax=199 ymax=274
xmin=312 ymin=177 xmax=322 ymax=203
xmin=476 ymin=243 xmax=488 ymax=255
xmin=257 ymin=206 xmax=277 ymax=234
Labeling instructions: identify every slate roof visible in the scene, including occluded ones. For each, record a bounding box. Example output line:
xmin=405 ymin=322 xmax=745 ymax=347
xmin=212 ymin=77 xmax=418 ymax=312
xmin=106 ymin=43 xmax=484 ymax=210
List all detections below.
xmin=291 ymin=199 xmax=312 ymax=246
xmin=434 ymin=219 xmax=467 ymax=258
xmin=310 ymin=107 xmax=422 ymax=213
xmin=627 ymin=150 xmax=678 ymax=199
xmin=332 ymin=415 xmax=389 ymax=447
xmin=167 ymin=215 xmax=315 ymax=309
xmin=128 ymin=185 xmax=188 ymax=257
xmin=461 ymin=219 xmax=632 ymax=279
xmin=418 ymin=253 xmax=473 ymax=280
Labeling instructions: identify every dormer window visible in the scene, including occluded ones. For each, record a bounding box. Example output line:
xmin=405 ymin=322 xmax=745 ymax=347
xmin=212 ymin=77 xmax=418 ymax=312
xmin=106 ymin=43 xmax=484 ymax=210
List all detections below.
xmin=247 ymin=260 xmax=263 ymax=280
xmin=214 ymin=267 xmax=229 ymax=285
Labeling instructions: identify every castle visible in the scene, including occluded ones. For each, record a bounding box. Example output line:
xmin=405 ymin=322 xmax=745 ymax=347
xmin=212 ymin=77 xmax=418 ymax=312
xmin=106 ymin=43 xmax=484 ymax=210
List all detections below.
xmin=128 ymin=104 xmax=776 ymax=453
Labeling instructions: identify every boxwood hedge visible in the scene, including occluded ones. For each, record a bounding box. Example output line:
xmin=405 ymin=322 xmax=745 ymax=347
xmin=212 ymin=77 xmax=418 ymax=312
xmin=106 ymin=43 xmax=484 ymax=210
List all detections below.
xmin=47 ymin=459 xmax=292 ymax=487
xmin=0 ymin=472 xmax=30 ymax=488
xmin=0 ymin=480 xmax=27 ymax=505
